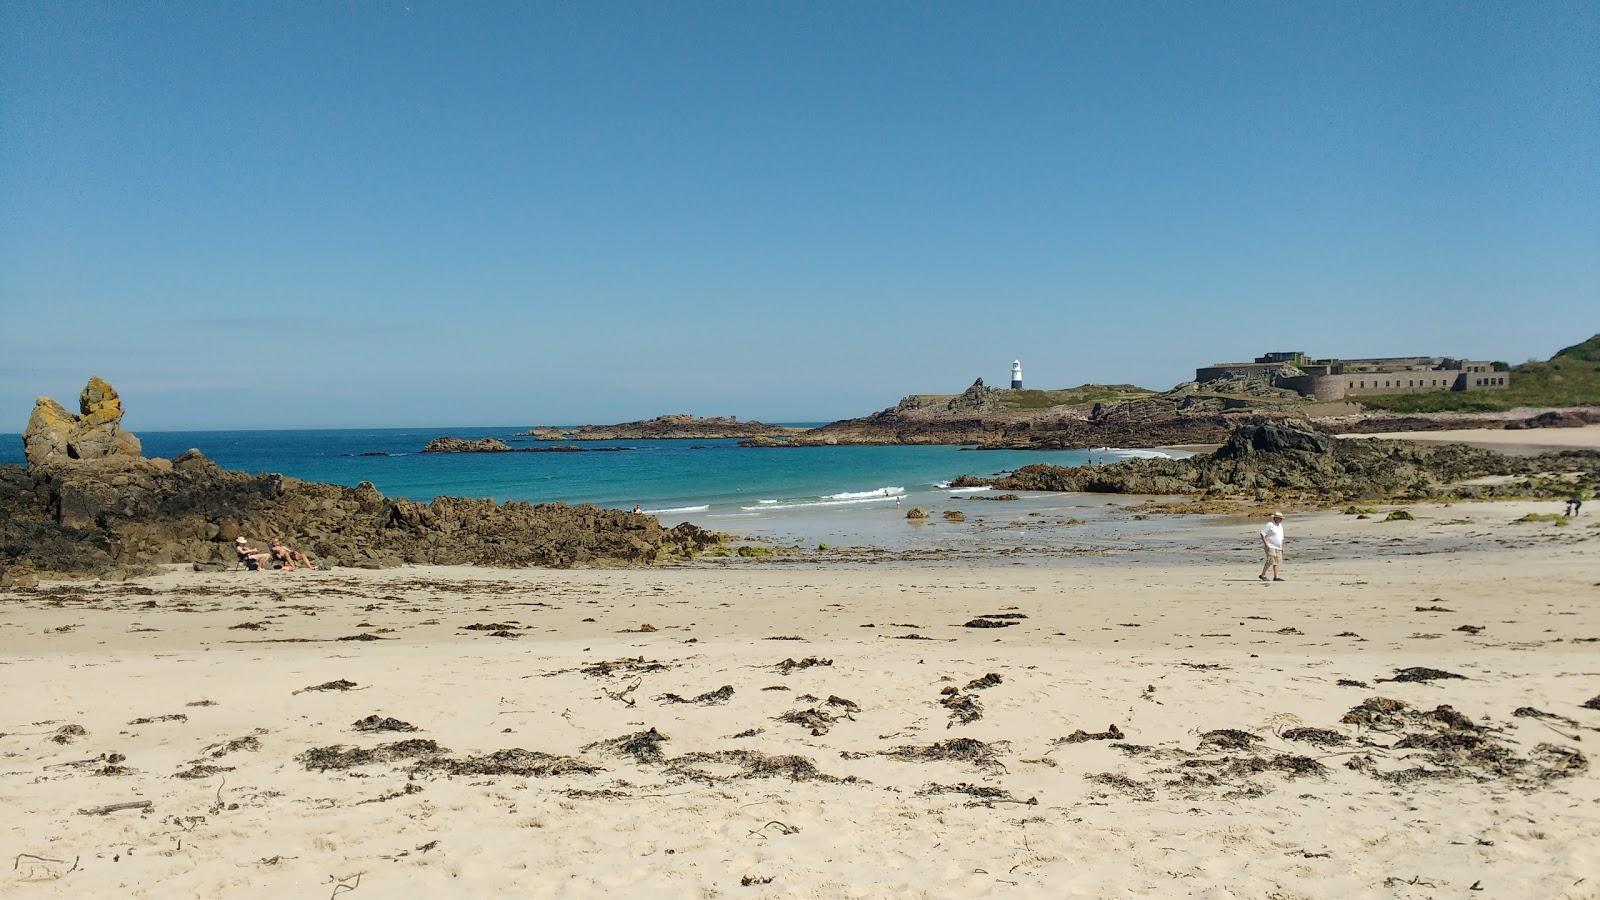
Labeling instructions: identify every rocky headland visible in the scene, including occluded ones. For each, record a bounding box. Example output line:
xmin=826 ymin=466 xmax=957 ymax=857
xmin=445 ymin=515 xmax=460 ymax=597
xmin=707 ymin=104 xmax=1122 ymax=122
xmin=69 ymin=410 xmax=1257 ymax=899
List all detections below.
xmin=950 ymin=420 xmax=1600 ymax=506
xmin=741 ymin=337 xmax=1600 ymax=449
xmin=741 ymin=378 xmax=1305 ymax=448
xmin=0 ymin=379 xmax=718 ymax=581
xmin=528 ymin=414 xmax=790 ymax=441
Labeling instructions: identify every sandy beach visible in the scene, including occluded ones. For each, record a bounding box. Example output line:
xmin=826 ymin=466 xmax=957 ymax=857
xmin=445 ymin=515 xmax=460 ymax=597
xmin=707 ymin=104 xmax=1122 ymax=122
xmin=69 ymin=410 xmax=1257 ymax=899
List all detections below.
xmin=1338 ymin=425 xmax=1600 ymax=454
xmin=2 ymin=499 xmax=1596 ymax=898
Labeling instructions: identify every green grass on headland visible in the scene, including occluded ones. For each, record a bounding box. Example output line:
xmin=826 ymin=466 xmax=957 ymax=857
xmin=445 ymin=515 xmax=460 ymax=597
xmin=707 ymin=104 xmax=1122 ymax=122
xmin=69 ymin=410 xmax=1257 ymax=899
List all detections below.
xmin=1358 ymin=334 xmax=1600 ymax=413
xmin=1000 ymin=384 xmax=1155 ymax=410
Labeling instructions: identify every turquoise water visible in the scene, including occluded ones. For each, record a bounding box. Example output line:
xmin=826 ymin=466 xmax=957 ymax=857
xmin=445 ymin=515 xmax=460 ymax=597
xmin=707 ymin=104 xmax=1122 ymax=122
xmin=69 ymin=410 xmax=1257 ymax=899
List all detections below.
xmin=0 ymin=426 xmax=1160 ymax=511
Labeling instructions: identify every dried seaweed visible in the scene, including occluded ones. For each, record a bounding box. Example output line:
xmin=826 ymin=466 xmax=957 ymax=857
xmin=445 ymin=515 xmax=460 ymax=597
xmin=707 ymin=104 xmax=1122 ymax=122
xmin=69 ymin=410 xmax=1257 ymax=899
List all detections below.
xmin=298 ymin=739 xmax=447 ymax=771
xmin=775 ymin=707 xmax=847 ymax=736
xmin=1056 ymin=725 xmax=1125 ymax=744
xmin=174 ymin=763 xmax=235 ymax=780
xmin=583 ymin=728 xmax=670 ymax=764
xmin=670 ymin=750 xmax=844 ymax=783
xmin=580 ymin=657 xmax=670 ymax=678
xmin=964 ymin=673 xmax=1003 ymax=690
xmin=1197 ymin=729 xmax=1260 ymax=751
xmin=1085 ymin=772 xmax=1154 ymax=800
xmin=1281 ymin=727 xmax=1347 ymax=747
xmin=127 ymin=714 xmax=187 ymax=726
xmin=655 ymin=685 xmax=734 ymax=705
xmin=772 ymin=657 xmax=832 ymax=674
xmin=962 ymin=619 xmax=1016 ymax=629
xmin=352 ymin=715 xmax=418 ymax=733
xmin=938 ymin=687 xmax=983 ymax=727
xmin=424 ymin=748 xmax=601 ymax=777
xmin=295 ymin=679 xmax=358 ymax=694
xmin=881 ymin=738 xmax=1007 ymax=770
xmin=1381 ymin=667 xmax=1465 ymax=683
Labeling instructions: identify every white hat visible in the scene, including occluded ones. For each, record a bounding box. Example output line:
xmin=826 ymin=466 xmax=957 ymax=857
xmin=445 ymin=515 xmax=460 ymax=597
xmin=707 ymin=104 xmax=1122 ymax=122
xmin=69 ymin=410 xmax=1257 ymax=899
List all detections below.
xmin=235 ymin=536 xmax=247 ymax=543
xmin=1271 ymin=511 xmax=1284 ymax=518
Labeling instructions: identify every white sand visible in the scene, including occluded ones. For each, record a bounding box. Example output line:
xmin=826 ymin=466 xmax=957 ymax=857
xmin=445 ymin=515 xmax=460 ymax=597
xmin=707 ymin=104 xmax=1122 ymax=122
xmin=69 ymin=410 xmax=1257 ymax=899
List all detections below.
xmin=2 ymin=500 xmax=1597 ymax=897
xmin=1339 ymin=424 xmax=1600 ymax=452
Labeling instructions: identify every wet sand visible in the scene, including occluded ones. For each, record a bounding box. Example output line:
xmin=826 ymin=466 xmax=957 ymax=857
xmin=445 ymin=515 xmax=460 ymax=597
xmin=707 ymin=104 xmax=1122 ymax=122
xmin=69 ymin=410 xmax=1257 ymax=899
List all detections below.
xmin=2 ymin=500 xmax=1597 ymax=898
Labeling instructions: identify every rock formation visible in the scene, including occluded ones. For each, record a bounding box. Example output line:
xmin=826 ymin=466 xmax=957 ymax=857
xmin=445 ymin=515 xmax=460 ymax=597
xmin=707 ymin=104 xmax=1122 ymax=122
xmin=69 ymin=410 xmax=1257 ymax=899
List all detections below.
xmin=24 ymin=376 xmax=142 ymax=470
xmin=1 ymin=379 xmax=719 ymax=579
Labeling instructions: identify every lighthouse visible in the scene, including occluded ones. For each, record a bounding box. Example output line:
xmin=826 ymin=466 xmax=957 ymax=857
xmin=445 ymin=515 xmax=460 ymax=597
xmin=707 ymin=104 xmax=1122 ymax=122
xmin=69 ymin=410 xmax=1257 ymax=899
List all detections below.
xmin=1010 ymin=360 xmax=1023 ymax=390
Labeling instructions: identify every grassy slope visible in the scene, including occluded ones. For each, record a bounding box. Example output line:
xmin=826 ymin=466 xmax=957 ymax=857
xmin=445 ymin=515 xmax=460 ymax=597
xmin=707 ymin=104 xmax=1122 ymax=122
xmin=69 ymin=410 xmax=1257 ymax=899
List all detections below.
xmin=999 ymin=384 xmax=1155 ymax=410
xmin=1357 ymin=334 xmax=1600 ymax=413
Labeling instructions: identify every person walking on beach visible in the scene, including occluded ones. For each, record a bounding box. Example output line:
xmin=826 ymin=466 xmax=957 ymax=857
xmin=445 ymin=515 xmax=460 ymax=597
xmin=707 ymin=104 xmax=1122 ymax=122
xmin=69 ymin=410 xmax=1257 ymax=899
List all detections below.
xmin=1566 ymin=494 xmax=1583 ymax=517
xmin=1258 ymin=511 xmax=1286 ymax=582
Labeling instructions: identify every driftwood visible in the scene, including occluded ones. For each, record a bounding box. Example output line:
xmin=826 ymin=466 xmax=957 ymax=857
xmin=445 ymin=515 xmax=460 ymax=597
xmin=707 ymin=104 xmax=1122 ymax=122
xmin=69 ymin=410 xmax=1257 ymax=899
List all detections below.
xmin=77 ymin=800 xmax=152 ymax=815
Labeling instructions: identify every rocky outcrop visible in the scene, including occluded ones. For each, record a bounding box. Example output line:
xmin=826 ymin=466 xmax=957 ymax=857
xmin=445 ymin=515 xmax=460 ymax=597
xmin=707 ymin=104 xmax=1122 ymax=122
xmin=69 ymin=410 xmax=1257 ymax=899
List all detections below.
xmin=1 ymin=379 xmax=720 ymax=579
xmin=24 ymin=376 xmax=142 ymax=470
xmin=527 ymin=415 xmax=789 ymax=441
xmin=420 ymin=437 xmax=630 ymax=454
xmin=1504 ymin=409 xmax=1600 ymax=430
xmin=954 ymin=421 xmax=1600 ymax=502
xmin=422 ymin=437 xmax=513 ymax=453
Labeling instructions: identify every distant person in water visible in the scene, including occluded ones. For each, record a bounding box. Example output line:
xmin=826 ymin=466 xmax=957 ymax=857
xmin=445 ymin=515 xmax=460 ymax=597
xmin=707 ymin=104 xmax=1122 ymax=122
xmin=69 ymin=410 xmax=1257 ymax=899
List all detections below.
xmin=270 ymin=538 xmax=316 ymax=571
xmin=1258 ymin=511 xmax=1286 ymax=582
xmin=234 ymin=537 xmax=273 ymax=571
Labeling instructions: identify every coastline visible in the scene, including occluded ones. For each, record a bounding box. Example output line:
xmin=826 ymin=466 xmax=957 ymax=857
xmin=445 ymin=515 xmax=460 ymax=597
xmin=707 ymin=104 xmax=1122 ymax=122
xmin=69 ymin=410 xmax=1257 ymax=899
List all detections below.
xmin=3 ymin=498 xmax=1595 ymax=896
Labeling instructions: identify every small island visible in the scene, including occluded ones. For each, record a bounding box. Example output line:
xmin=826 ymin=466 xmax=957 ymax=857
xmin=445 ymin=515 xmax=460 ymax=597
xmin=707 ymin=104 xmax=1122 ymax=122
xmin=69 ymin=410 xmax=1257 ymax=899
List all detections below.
xmin=525 ymin=414 xmax=791 ymax=441
xmin=421 ymin=437 xmax=631 ymax=454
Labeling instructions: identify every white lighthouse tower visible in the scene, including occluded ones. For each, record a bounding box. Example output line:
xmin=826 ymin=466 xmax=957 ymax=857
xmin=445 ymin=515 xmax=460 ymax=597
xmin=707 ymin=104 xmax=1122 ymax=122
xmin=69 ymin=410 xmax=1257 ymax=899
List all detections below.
xmin=1010 ymin=360 xmax=1023 ymax=390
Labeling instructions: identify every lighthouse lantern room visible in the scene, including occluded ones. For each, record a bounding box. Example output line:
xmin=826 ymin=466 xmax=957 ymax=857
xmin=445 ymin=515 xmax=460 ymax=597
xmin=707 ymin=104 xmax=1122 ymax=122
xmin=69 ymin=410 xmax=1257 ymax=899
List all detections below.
xmin=1010 ymin=360 xmax=1023 ymax=390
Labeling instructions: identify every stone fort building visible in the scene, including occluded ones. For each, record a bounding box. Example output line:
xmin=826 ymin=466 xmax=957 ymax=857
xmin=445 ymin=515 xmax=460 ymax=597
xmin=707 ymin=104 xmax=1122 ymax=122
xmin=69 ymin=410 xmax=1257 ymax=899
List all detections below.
xmin=1196 ymin=351 xmax=1509 ymax=401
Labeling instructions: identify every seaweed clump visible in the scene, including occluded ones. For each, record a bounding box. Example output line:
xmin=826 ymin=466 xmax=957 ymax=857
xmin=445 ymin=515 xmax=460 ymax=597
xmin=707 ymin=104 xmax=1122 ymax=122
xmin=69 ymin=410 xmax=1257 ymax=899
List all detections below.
xmin=298 ymin=739 xmax=447 ymax=771
xmin=584 ymin=728 xmax=671 ymax=764
xmin=881 ymin=738 xmax=1008 ymax=770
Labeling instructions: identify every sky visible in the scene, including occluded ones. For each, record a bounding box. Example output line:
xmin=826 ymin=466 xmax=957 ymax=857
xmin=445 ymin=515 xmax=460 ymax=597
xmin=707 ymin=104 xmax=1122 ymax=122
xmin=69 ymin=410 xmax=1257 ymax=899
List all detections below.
xmin=2 ymin=2 xmax=1596 ymax=430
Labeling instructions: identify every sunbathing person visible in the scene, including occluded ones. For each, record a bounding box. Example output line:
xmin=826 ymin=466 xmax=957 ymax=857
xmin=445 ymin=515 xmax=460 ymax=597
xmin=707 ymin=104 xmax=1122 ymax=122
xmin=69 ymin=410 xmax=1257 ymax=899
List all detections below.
xmin=234 ymin=536 xmax=274 ymax=571
xmin=270 ymin=538 xmax=316 ymax=571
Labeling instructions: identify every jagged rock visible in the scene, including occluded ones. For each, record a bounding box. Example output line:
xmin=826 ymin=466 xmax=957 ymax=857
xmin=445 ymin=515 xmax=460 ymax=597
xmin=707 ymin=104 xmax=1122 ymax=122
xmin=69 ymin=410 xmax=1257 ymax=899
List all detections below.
xmin=24 ymin=376 xmax=142 ymax=470
xmin=947 ymin=379 xmax=1002 ymax=413
xmin=1 ymin=378 xmax=722 ymax=577
xmin=1217 ymin=420 xmax=1331 ymax=456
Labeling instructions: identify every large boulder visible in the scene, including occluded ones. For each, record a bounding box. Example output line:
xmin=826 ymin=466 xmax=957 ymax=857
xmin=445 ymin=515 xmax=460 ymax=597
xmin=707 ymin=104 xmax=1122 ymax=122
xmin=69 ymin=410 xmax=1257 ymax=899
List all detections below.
xmin=1217 ymin=420 xmax=1332 ymax=457
xmin=23 ymin=376 xmax=142 ymax=470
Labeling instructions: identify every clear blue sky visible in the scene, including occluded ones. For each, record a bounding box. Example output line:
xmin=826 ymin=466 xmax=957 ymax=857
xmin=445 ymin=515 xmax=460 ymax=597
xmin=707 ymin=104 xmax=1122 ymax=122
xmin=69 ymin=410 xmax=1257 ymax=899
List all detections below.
xmin=2 ymin=2 xmax=1596 ymax=430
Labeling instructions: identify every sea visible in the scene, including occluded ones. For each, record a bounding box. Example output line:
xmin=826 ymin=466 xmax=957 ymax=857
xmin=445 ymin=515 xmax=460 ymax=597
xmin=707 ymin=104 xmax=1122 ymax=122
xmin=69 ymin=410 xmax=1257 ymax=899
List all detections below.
xmin=0 ymin=427 xmax=1189 ymax=551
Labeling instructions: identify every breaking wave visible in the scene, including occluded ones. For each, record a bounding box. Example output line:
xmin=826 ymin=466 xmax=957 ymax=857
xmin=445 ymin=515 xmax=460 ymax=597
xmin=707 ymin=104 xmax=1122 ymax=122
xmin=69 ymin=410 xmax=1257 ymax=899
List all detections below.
xmin=1090 ymin=447 xmax=1179 ymax=460
xmin=642 ymin=504 xmax=710 ymax=515
xmin=825 ymin=486 xmax=905 ymax=500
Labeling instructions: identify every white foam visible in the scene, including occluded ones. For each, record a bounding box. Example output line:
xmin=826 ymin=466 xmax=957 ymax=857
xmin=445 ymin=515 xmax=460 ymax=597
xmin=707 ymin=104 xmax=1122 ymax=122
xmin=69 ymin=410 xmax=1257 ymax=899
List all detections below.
xmin=642 ymin=504 xmax=710 ymax=515
xmin=1089 ymin=447 xmax=1178 ymax=460
xmin=825 ymin=486 xmax=905 ymax=500
xmin=758 ymin=499 xmax=778 ymax=505
xmin=740 ymin=495 xmax=902 ymax=511
xmin=945 ymin=486 xmax=990 ymax=494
